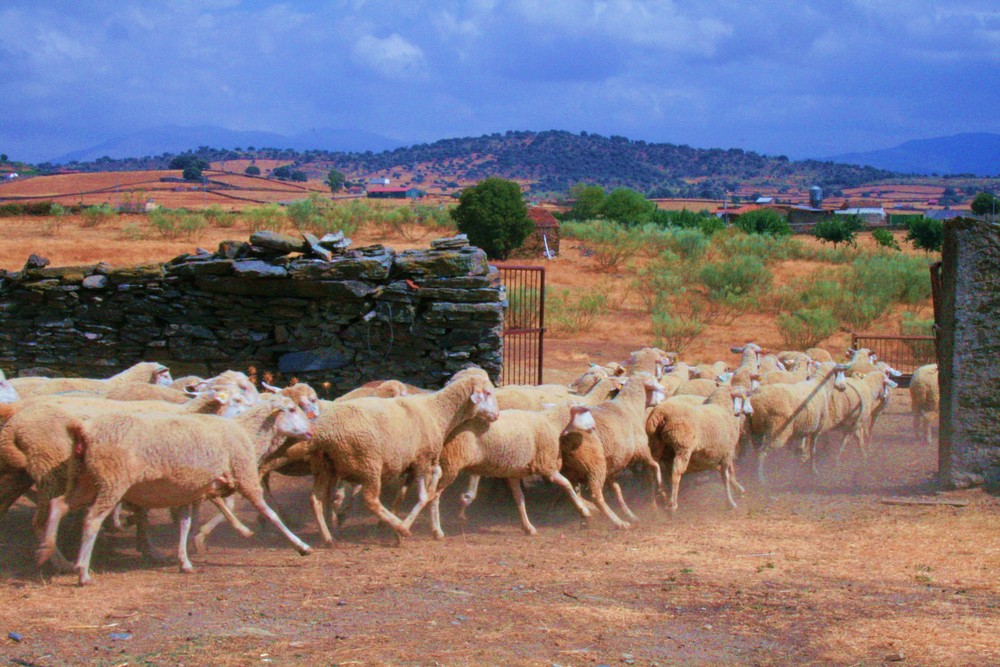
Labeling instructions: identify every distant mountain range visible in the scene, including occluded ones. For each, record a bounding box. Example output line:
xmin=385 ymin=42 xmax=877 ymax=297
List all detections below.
xmin=49 ymin=125 xmax=405 ymax=164
xmin=824 ymin=133 xmax=1000 ymax=177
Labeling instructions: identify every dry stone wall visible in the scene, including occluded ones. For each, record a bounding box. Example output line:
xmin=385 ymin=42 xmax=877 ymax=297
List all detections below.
xmin=0 ymin=232 xmax=504 ymax=397
xmin=939 ymin=218 xmax=1000 ymax=487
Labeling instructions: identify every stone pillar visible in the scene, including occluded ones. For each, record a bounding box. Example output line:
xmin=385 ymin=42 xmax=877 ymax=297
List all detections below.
xmin=939 ymin=218 xmax=1000 ymax=487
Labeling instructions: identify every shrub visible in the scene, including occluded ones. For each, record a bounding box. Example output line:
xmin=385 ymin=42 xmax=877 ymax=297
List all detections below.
xmin=203 ymin=204 xmax=235 ymax=227
xmin=243 ymin=204 xmax=287 ymax=233
xmin=712 ymin=229 xmax=797 ymax=263
xmin=734 ymin=208 xmax=791 ymax=236
xmin=777 ymin=308 xmax=838 ymax=349
xmin=849 ymin=254 xmax=931 ymax=305
xmin=80 ymin=203 xmax=115 ymax=228
xmin=871 ymin=228 xmax=901 ymax=251
xmin=245 ymin=165 xmax=261 ymax=176
xmin=547 ymin=288 xmax=606 ymax=334
xmin=698 ymin=256 xmax=772 ymax=302
xmin=900 ymin=311 xmax=937 ymax=364
xmin=651 ymin=308 xmax=706 ymax=356
xmin=905 ymin=217 xmax=943 ymax=252
xmin=563 ymin=220 xmax=644 ymax=272
xmin=118 ymin=221 xmax=148 ymax=241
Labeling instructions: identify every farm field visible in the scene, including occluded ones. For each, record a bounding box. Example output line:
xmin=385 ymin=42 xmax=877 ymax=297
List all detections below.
xmin=0 ymin=212 xmax=996 ymax=665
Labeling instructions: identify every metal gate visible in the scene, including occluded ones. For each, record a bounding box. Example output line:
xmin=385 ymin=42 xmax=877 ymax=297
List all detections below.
xmin=495 ymin=265 xmax=545 ymax=385
xmin=850 ymin=333 xmax=936 ymax=387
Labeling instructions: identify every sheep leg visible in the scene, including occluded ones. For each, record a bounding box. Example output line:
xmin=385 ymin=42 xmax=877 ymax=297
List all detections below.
xmin=240 ymin=485 xmax=312 ymax=556
xmin=109 ymin=503 xmax=126 ymax=532
xmin=176 ymin=504 xmax=195 ymax=574
xmin=507 ymin=478 xmax=538 ymax=536
xmin=309 ymin=459 xmax=337 ymax=546
xmin=30 ymin=483 xmax=74 ymax=572
xmin=669 ymin=454 xmax=689 ymax=514
xmin=429 ymin=467 xmax=461 ymax=540
xmin=75 ymin=493 xmax=121 ymax=586
xmin=458 ymin=475 xmax=481 ymax=522
xmin=546 ymin=471 xmax=594 ymax=520
xmin=729 ymin=461 xmax=746 ymax=494
xmin=720 ymin=464 xmax=738 ymax=510
xmin=610 ymin=479 xmax=640 ymax=523
xmin=133 ymin=507 xmax=168 ymax=564
xmin=912 ymin=414 xmax=924 ymax=445
xmin=37 ymin=469 xmax=98 ymax=568
xmin=756 ymin=448 xmax=770 ymax=486
xmin=401 ymin=466 xmax=441 ymax=532
xmin=807 ymin=434 xmax=821 ymax=477
xmin=360 ymin=478 xmax=412 ymax=540
xmin=193 ymin=496 xmax=254 ymax=554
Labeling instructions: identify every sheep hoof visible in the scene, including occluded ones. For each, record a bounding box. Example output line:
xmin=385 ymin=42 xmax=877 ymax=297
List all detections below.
xmin=617 ymin=521 xmax=632 ymax=530
xmin=77 ymin=569 xmax=93 ymax=587
xmin=298 ymin=546 xmax=313 ymax=557
xmin=432 ymin=530 xmax=445 ymax=540
xmin=525 ymin=528 xmax=538 ymax=537
xmin=179 ymin=563 xmax=195 ymax=574
xmin=35 ymin=547 xmax=53 ymax=567
xmin=193 ymin=537 xmax=208 ymax=554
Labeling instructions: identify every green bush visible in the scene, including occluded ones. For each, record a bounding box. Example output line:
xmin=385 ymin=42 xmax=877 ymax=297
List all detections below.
xmin=651 ymin=308 xmax=706 ymax=355
xmin=734 ymin=209 xmax=791 ymax=236
xmin=871 ymin=228 xmax=900 ymax=251
xmin=243 ymin=204 xmax=288 ymax=233
xmin=712 ymin=229 xmax=797 ymax=263
xmin=80 ymin=203 xmax=116 ymax=228
xmin=849 ymin=254 xmax=931 ymax=305
xmin=204 ymin=204 xmax=235 ymax=228
xmin=562 ymin=220 xmax=644 ymax=272
xmin=698 ymin=256 xmax=772 ymax=302
xmin=777 ymin=308 xmax=838 ymax=349
xmin=547 ymin=289 xmax=607 ymax=333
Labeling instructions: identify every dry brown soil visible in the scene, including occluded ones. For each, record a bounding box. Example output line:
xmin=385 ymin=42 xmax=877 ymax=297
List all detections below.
xmin=0 ymin=216 xmax=997 ymax=666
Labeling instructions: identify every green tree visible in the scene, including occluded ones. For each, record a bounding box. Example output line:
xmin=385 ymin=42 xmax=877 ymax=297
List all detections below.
xmin=906 ymin=217 xmax=943 ymax=253
xmin=245 ymin=165 xmax=261 ymax=176
xmin=450 ymin=177 xmax=532 ymax=260
xmin=290 ymin=170 xmax=308 ymax=182
xmin=812 ymin=215 xmax=862 ymax=248
xmin=326 ymin=169 xmax=346 ymax=193
xmin=567 ymin=182 xmax=605 ymax=220
xmin=970 ymin=192 xmax=998 ymax=217
xmin=182 ymin=164 xmax=203 ymax=182
xmin=272 ymin=165 xmax=293 ymax=180
xmin=600 ymin=188 xmax=655 ymax=226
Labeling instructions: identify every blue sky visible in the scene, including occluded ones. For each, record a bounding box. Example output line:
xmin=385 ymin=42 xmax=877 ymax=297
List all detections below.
xmin=2 ymin=0 xmax=998 ymax=162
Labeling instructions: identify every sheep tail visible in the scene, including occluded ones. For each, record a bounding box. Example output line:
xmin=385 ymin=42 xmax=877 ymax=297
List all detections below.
xmin=0 ymin=403 xmax=17 ymax=427
xmin=69 ymin=421 xmax=88 ymax=458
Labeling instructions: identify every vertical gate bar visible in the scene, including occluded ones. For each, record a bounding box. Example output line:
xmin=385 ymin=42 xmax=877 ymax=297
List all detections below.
xmin=538 ymin=266 xmax=545 ymax=386
xmin=929 ymin=262 xmax=942 ymax=362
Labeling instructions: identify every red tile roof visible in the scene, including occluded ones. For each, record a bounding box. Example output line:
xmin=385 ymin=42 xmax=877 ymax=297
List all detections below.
xmin=527 ymin=207 xmax=559 ymax=229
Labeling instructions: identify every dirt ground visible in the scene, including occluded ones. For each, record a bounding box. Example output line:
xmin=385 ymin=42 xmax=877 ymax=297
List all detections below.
xmin=0 ymin=216 xmax=997 ymax=666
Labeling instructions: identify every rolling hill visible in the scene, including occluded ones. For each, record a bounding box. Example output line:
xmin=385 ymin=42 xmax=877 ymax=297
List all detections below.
xmin=39 ymin=130 xmax=898 ymax=197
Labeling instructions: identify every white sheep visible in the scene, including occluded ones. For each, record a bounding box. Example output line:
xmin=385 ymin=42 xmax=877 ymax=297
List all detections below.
xmin=646 ymin=386 xmax=753 ymax=512
xmin=909 ymin=364 xmax=939 ymax=449
xmin=748 ymin=362 xmax=851 ymax=485
xmin=558 ymin=374 xmax=667 ymax=528
xmin=302 ymin=368 xmax=499 ymax=545
xmin=0 ymin=383 xmax=253 ymax=571
xmin=9 ymin=361 xmax=173 ymax=399
xmin=428 ymin=402 xmax=595 ymax=538
xmin=672 ymin=378 xmax=719 ymax=398
xmin=38 ymin=393 xmax=315 ymax=585
xmin=806 ymin=347 xmax=834 ymax=363
xmin=193 ymin=381 xmax=321 ymax=552
xmin=334 ymin=379 xmax=428 ymax=402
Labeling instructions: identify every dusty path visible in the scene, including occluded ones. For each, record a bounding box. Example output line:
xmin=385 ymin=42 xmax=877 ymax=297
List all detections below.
xmin=1 ymin=399 xmax=997 ymax=666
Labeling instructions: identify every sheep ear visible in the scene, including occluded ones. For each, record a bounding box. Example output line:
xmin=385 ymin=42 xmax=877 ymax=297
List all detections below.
xmin=730 ymin=346 xmax=744 ymax=353
xmin=211 ymin=389 xmax=231 ymax=405
xmin=261 ymin=381 xmax=281 ymax=393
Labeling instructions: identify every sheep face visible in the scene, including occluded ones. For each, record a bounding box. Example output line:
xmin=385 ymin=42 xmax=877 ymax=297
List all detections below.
xmin=562 ymin=405 xmax=595 ymax=435
xmin=731 ymin=389 xmax=753 ymax=416
xmin=644 ymin=378 xmax=667 ymax=407
xmin=469 ymin=385 xmax=500 ymax=423
xmin=154 ymin=365 xmax=173 ymax=386
xmin=272 ymin=400 xmax=315 ymax=440
xmin=0 ymin=379 xmax=18 ymax=403
xmin=205 ymin=388 xmax=255 ymax=419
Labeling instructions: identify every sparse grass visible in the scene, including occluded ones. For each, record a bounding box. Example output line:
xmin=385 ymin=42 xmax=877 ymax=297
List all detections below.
xmin=547 ymin=288 xmax=607 ymax=333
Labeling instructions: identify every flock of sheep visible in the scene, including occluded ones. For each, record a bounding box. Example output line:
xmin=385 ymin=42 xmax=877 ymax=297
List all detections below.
xmin=0 ymin=346 xmax=940 ymax=586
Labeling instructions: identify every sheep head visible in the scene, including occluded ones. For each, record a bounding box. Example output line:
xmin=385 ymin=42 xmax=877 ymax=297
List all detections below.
xmin=153 ymin=364 xmax=173 ymax=387
xmin=730 ymin=388 xmax=753 ymax=417
xmin=562 ymin=404 xmax=596 ymax=435
xmin=267 ymin=395 xmax=315 ymax=441
xmin=0 ymin=378 xmax=18 ymax=404
xmin=643 ymin=376 xmax=667 ymax=407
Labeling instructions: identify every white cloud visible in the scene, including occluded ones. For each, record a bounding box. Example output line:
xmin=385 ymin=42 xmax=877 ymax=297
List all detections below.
xmin=351 ymin=33 xmax=428 ymax=79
